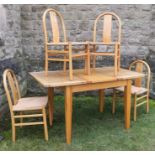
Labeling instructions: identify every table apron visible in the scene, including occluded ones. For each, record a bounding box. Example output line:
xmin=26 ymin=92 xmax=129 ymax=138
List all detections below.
xmin=71 ymin=80 xmax=128 ymax=93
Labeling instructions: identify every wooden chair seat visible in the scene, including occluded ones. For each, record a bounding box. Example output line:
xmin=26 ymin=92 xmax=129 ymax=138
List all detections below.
xmin=13 ymin=96 xmax=48 ymax=111
xmin=47 ymin=42 xmax=89 ymax=46
xmin=72 ymin=52 xmax=87 ymax=58
xmin=91 ymin=52 xmax=115 ymax=56
xmin=3 ymin=69 xmax=49 ymax=142
xmin=43 ymin=9 xmax=90 ymax=80
xmin=112 ymin=60 xmax=151 ymax=121
xmin=89 ymin=41 xmax=119 ymax=45
xmin=116 ymin=86 xmax=148 ymax=95
xmin=90 ymin=12 xmax=121 ymax=76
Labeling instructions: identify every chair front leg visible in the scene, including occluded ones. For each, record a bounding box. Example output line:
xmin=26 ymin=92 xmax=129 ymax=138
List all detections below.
xmin=117 ymin=44 xmax=120 ymax=72
xmin=12 ymin=125 xmax=16 ymax=142
xmin=93 ymin=55 xmax=96 ymax=69
xmin=45 ymin=47 xmax=48 ymax=76
xmin=11 ymin=112 xmax=16 ymax=142
xmin=63 ymin=55 xmax=67 ymax=73
xmin=68 ymin=43 xmax=73 ymax=80
xmin=92 ymin=45 xmax=96 ymax=69
xmin=63 ymin=45 xmax=67 ymax=73
xmin=42 ymin=108 xmax=48 ymax=141
xmin=85 ymin=43 xmax=90 ymax=75
xmin=114 ymin=44 xmax=118 ymax=76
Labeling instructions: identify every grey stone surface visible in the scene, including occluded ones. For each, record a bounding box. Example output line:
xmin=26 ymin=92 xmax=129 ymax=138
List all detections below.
xmin=0 ymin=5 xmax=27 ymax=107
xmin=1 ymin=4 xmax=155 ymax=109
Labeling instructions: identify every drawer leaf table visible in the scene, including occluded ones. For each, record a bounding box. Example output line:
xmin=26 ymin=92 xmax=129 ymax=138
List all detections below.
xmin=30 ymin=67 xmax=144 ymax=144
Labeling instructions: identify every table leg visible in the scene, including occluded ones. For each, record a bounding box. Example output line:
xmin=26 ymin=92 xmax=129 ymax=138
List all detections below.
xmin=124 ymin=80 xmax=131 ymax=129
xmin=48 ymin=87 xmax=54 ymax=126
xmin=65 ymin=86 xmax=73 ymax=144
xmin=99 ymin=89 xmax=104 ymax=112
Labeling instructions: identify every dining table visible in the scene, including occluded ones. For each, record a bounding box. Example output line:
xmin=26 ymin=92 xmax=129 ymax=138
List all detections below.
xmin=30 ymin=67 xmax=144 ymax=144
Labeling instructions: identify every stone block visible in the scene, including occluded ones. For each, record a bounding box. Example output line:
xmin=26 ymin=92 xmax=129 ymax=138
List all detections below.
xmin=1 ymin=4 xmax=155 ymax=109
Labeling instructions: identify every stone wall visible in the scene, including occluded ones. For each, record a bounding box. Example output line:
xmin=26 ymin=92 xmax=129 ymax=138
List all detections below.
xmin=20 ymin=4 xmax=155 ymax=94
xmin=148 ymin=4 xmax=155 ymax=97
xmin=0 ymin=4 xmax=155 ymax=109
xmin=0 ymin=4 xmax=27 ymax=108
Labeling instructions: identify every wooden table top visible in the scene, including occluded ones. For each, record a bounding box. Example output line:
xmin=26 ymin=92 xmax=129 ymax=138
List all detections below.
xmin=29 ymin=67 xmax=144 ymax=87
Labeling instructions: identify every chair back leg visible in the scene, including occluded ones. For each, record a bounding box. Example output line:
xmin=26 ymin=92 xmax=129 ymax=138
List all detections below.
xmin=20 ymin=112 xmax=23 ymax=128
xmin=133 ymin=95 xmax=137 ymax=121
xmin=146 ymin=94 xmax=149 ymax=113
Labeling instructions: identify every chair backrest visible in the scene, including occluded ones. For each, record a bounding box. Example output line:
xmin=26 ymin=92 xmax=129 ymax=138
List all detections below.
xmin=129 ymin=60 xmax=151 ymax=90
xmin=3 ymin=69 xmax=21 ymax=111
xmin=42 ymin=8 xmax=67 ymax=44
xmin=93 ymin=12 xmax=121 ymax=43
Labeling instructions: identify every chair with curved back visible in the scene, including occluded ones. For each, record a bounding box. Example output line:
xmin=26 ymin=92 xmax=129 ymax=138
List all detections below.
xmin=42 ymin=8 xmax=90 ymax=80
xmin=3 ymin=69 xmax=48 ymax=142
xmin=112 ymin=60 xmax=151 ymax=121
xmin=90 ymin=12 xmax=121 ymax=76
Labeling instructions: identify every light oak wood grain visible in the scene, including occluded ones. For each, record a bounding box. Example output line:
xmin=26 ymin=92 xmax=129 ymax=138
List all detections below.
xmin=91 ymin=12 xmax=121 ymax=76
xmin=30 ymin=67 xmax=144 ymax=144
xmin=112 ymin=60 xmax=151 ymax=121
xmin=30 ymin=67 xmax=144 ymax=87
xmin=42 ymin=9 xmax=90 ymax=79
xmin=3 ymin=69 xmax=49 ymax=142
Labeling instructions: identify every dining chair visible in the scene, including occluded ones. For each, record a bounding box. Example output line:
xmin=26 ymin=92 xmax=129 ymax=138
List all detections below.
xmin=89 ymin=12 xmax=121 ymax=76
xmin=42 ymin=8 xmax=90 ymax=80
xmin=3 ymin=69 xmax=48 ymax=142
xmin=112 ymin=60 xmax=151 ymax=121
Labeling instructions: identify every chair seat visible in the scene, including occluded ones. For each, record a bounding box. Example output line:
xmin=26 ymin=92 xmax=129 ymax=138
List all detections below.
xmin=13 ymin=96 xmax=48 ymax=111
xmin=116 ymin=86 xmax=148 ymax=95
xmin=48 ymin=51 xmax=87 ymax=57
xmin=89 ymin=42 xmax=119 ymax=45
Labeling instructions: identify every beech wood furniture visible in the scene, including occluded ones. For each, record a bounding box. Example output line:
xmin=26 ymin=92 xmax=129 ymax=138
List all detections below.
xmin=42 ymin=8 xmax=90 ymax=80
xmin=89 ymin=12 xmax=121 ymax=76
xmin=30 ymin=67 xmax=144 ymax=144
xmin=112 ymin=60 xmax=151 ymax=121
xmin=3 ymin=69 xmax=48 ymax=142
